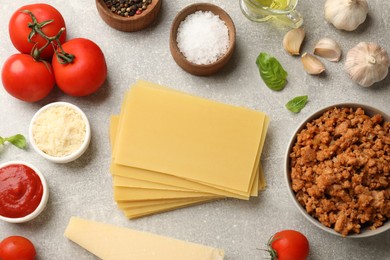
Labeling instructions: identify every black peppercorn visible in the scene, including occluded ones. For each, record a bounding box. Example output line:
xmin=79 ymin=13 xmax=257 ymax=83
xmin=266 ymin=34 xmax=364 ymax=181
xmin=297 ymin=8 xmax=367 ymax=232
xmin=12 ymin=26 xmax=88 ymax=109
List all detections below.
xmin=103 ymin=0 xmax=151 ymax=17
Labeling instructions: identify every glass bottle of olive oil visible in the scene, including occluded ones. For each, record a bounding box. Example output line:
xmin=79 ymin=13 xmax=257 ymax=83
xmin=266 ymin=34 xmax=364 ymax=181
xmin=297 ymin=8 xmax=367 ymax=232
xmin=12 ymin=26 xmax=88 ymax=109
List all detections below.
xmin=255 ymin=0 xmax=290 ymax=10
xmin=240 ymin=0 xmax=302 ymax=28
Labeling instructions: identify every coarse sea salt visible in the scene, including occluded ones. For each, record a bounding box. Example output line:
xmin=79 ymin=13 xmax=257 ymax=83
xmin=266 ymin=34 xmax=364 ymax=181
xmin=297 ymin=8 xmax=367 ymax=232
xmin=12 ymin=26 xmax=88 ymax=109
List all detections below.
xmin=176 ymin=10 xmax=229 ymax=65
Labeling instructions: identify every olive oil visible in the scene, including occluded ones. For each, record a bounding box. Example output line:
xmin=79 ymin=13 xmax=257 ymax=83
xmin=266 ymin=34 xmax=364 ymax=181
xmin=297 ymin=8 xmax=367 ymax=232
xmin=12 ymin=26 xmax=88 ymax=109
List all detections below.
xmin=240 ymin=0 xmax=303 ymax=27
xmin=256 ymin=0 xmax=290 ymax=10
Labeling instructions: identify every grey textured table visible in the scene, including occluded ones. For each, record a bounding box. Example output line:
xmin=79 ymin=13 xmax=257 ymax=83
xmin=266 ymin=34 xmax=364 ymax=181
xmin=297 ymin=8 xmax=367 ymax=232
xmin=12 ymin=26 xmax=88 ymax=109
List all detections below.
xmin=1 ymin=0 xmax=389 ymax=259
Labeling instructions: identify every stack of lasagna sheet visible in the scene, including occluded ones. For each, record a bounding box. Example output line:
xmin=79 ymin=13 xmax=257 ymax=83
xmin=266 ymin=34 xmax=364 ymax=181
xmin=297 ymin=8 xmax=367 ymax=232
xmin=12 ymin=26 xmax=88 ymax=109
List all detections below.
xmin=109 ymin=81 xmax=269 ymax=218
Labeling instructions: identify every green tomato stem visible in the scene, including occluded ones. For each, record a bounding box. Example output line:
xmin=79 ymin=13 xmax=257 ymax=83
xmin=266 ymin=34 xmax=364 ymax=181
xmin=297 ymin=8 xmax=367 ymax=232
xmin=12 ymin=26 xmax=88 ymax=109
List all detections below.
xmin=21 ymin=9 xmax=74 ymax=63
xmin=267 ymin=234 xmax=278 ymax=260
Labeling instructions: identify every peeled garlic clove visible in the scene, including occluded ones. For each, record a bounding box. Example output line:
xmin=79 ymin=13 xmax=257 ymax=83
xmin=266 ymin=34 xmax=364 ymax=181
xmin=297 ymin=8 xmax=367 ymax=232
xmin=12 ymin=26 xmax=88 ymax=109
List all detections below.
xmin=345 ymin=42 xmax=390 ymax=87
xmin=283 ymin=28 xmax=305 ymax=56
xmin=314 ymin=38 xmax=342 ymax=62
xmin=325 ymin=0 xmax=368 ymax=31
xmin=301 ymin=53 xmax=325 ymax=75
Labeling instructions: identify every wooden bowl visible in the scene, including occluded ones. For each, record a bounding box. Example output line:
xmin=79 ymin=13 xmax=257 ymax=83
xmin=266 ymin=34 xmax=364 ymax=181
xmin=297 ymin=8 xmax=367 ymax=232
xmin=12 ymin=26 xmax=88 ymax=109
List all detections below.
xmin=95 ymin=0 xmax=162 ymax=32
xmin=169 ymin=3 xmax=236 ymax=76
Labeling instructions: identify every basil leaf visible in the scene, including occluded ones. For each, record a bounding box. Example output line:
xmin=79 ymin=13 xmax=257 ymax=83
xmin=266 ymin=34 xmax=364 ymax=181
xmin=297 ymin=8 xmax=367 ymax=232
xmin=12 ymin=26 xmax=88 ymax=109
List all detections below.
xmin=286 ymin=96 xmax=308 ymax=113
xmin=4 ymin=134 xmax=27 ymax=149
xmin=256 ymin=52 xmax=288 ymax=91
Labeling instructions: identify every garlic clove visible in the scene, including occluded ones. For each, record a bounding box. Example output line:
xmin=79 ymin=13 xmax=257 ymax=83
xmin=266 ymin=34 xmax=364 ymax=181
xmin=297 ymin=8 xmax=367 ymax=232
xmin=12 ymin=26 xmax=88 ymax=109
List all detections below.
xmin=324 ymin=0 xmax=368 ymax=31
xmin=314 ymin=38 xmax=342 ymax=62
xmin=345 ymin=42 xmax=390 ymax=87
xmin=301 ymin=53 xmax=326 ymax=75
xmin=283 ymin=28 xmax=305 ymax=56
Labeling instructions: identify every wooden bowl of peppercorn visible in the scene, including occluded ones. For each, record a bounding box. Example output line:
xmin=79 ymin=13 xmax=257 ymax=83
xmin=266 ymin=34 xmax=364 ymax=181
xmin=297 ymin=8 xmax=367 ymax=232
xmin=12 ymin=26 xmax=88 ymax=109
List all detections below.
xmin=95 ymin=0 xmax=162 ymax=32
xmin=169 ymin=3 xmax=236 ymax=76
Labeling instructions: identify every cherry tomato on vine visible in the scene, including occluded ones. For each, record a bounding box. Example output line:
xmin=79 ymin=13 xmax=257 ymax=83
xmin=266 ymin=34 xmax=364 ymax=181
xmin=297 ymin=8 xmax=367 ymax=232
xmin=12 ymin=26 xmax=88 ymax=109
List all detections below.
xmin=9 ymin=3 xmax=66 ymax=59
xmin=266 ymin=230 xmax=309 ymax=260
xmin=52 ymin=38 xmax=107 ymax=97
xmin=1 ymin=54 xmax=55 ymax=102
xmin=0 ymin=236 xmax=36 ymax=260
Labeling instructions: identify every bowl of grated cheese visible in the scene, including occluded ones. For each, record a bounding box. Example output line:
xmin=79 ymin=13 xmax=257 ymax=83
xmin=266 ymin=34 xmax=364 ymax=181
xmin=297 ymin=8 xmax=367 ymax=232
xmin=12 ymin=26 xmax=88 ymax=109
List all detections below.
xmin=169 ymin=3 xmax=236 ymax=76
xmin=29 ymin=102 xmax=91 ymax=163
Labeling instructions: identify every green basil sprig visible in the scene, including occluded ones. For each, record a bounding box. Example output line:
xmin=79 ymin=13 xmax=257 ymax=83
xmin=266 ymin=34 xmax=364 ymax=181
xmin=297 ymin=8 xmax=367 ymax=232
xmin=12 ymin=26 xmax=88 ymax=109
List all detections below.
xmin=286 ymin=96 xmax=308 ymax=113
xmin=256 ymin=52 xmax=288 ymax=91
xmin=0 ymin=134 xmax=27 ymax=149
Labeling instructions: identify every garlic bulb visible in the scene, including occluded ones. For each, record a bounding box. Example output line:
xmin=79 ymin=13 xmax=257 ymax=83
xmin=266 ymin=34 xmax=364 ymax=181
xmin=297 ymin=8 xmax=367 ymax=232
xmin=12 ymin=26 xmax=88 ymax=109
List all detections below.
xmin=301 ymin=53 xmax=326 ymax=75
xmin=345 ymin=42 xmax=390 ymax=87
xmin=325 ymin=0 xmax=368 ymax=31
xmin=283 ymin=28 xmax=305 ymax=56
xmin=314 ymin=38 xmax=342 ymax=62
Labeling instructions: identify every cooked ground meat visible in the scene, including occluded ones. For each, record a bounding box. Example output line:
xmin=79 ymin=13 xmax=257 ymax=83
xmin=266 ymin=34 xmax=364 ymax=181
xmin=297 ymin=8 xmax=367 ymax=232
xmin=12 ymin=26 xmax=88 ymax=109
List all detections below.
xmin=290 ymin=107 xmax=390 ymax=236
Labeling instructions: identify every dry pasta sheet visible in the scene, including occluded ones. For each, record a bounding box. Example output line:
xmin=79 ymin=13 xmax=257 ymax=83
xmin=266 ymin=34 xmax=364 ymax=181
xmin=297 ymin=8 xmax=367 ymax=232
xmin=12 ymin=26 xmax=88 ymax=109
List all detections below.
xmin=109 ymin=81 xmax=269 ymax=218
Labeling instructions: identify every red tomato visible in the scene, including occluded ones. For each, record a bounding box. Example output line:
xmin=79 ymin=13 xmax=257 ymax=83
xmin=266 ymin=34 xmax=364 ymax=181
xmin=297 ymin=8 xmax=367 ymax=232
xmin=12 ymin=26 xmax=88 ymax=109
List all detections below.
xmin=0 ymin=236 xmax=36 ymax=260
xmin=9 ymin=3 xmax=66 ymax=59
xmin=52 ymin=38 xmax=107 ymax=96
xmin=267 ymin=230 xmax=309 ymax=260
xmin=1 ymin=54 xmax=55 ymax=102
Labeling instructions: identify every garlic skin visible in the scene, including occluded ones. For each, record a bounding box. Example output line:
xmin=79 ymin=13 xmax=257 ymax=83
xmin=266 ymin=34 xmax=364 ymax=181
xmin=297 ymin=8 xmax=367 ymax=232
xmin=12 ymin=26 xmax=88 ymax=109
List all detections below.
xmin=325 ymin=0 xmax=368 ymax=31
xmin=283 ymin=28 xmax=305 ymax=56
xmin=345 ymin=42 xmax=390 ymax=87
xmin=301 ymin=53 xmax=326 ymax=75
xmin=314 ymin=38 xmax=342 ymax=62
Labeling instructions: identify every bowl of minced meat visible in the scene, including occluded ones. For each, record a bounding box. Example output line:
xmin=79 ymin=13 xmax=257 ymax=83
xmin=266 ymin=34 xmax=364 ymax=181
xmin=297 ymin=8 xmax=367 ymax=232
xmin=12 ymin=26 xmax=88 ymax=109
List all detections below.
xmin=285 ymin=103 xmax=390 ymax=237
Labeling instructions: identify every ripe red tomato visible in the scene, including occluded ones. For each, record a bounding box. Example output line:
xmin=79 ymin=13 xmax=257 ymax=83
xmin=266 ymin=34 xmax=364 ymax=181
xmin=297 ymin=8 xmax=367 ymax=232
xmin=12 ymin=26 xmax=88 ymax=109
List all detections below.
xmin=9 ymin=3 xmax=66 ymax=59
xmin=0 ymin=236 xmax=36 ymax=260
xmin=52 ymin=38 xmax=107 ymax=97
xmin=267 ymin=230 xmax=309 ymax=260
xmin=1 ymin=54 xmax=55 ymax=102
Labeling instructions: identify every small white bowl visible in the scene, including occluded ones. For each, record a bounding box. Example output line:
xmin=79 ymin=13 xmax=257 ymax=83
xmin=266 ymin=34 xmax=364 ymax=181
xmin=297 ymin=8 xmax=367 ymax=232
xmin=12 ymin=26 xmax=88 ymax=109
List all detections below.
xmin=29 ymin=102 xmax=91 ymax=163
xmin=0 ymin=161 xmax=49 ymax=223
xmin=285 ymin=103 xmax=390 ymax=238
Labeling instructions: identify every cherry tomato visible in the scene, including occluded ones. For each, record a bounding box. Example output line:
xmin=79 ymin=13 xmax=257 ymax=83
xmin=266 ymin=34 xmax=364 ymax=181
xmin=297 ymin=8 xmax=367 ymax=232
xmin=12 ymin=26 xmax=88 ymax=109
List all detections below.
xmin=267 ymin=230 xmax=309 ymax=260
xmin=0 ymin=236 xmax=36 ymax=260
xmin=9 ymin=3 xmax=66 ymax=59
xmin=1 ymin=54 xmax=55 ymax=102
xmin=52 ymin=38 xmax=107 ymax=97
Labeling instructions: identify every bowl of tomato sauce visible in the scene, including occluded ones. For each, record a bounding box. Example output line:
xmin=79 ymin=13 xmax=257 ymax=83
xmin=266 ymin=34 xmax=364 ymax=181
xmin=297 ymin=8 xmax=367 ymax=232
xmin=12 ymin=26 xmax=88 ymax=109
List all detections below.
xmin=0 ymin=161 xmax=49 ymax=223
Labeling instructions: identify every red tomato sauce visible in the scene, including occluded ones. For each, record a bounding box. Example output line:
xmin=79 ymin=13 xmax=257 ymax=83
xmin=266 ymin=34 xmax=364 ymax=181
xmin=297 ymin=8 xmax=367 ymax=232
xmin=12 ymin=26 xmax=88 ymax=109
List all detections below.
xmin=0 ymin=164 xmax=43 ymax=218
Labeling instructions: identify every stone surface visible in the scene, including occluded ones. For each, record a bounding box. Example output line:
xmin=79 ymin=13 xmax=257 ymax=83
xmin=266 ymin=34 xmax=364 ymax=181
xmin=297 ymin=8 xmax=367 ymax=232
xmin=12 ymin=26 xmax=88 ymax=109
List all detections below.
xmin=0 ymin=0 xmax=389 ymax=259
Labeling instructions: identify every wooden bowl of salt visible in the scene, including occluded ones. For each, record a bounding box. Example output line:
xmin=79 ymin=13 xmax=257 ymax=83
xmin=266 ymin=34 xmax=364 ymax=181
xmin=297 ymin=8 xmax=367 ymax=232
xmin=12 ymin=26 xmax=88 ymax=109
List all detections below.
xmin=169 ymin=3 xmax=236 ymax=76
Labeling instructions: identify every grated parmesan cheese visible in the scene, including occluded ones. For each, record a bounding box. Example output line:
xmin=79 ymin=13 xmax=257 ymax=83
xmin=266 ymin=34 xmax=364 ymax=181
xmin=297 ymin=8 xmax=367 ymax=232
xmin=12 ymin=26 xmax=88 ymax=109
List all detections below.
xmin=32 ymin=105 xmax=86 ymax=157
xmin=176 ymin=10 xmax=229 ymax=65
